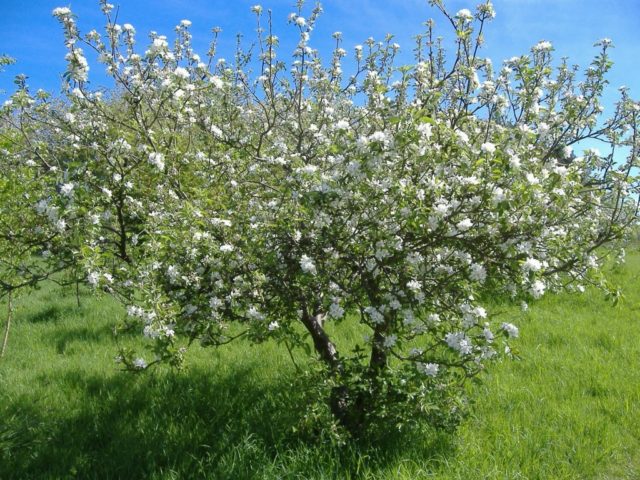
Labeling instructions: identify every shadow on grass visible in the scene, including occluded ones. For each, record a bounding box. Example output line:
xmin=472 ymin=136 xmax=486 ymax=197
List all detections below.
xmin=23 ymin=304 xmax=75 ymax=324
xmin=51 ymin=324 xmax=117 ymax=355
xmin=0 ymin=362 xmax=455 ymax=479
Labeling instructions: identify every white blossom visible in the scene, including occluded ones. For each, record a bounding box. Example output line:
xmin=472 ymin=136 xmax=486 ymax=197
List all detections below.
xmin=133 ymin=358 xmax=147 ymax=369
xmin=456 ymin=8 xmax=473 ymax=20
xmin=52 ymin=7 xmax=72 ymax=16
xmin=469 ymin=263 xmax=487 ymax=283
xmin=329 ymin=302 xmax=345 ymax=319
xmin=335 ymin=119 xmax=350 ymax=131
xmin=87 ymin=271 xmax=100 ymax=287
xmin=417 ymin=122 xmax=433 ymax=139
xmin=417 ymin=362 xmax=439 ymax=377
xmin=456 ymin=218 xmax=473 ymax=232
xmin=383 ymin=334 xmax=397 ymax=348
xmin=300 ymin=255 xmax=317 ymax=274
xmin=364 ymin=306 xmax=384 ymax=325
xmin=522 ymin=257 xmax=543 ymax=273
xmin=60 ymin=183 xmax=75 ymax=197
xmin=501 ymin=322 xmax=519 ymax=338
xmin=209 ymin=76 xmax=225 ymax=89
xmin=533 ymin=40 xmax=553 ymax=52
xmin=173 ymin=67 xmax=190 ymax=79
xmin=481 ymin=142 xmax=496 ymax=154
xmin=445 ymin=332 xmax=473 ymax=355
xmin=529 ymin=280 xmax=546 ymax=298
xmin=148 ymin=152 xmax=165 ymax=170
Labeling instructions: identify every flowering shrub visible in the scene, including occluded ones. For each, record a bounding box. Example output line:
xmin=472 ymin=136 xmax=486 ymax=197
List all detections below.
xmin=2 ymin=0 xmax=638 ymax=435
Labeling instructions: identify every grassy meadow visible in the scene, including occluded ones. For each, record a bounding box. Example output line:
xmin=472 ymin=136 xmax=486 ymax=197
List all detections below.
xmin=1 ymin=252 xmax=639 ymax=479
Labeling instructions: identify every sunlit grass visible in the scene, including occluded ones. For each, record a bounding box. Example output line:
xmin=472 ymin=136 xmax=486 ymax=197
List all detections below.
xmin=1 ymin=251 xmax=639 ymax=479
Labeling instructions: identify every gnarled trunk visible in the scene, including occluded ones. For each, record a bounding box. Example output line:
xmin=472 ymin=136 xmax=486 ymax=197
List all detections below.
xmin=298 ymin=305 xmax=391 ymax=434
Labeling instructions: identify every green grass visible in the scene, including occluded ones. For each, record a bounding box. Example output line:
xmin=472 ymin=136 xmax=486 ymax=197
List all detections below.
xmin=1 ymin=253 xmax=640 ymax=479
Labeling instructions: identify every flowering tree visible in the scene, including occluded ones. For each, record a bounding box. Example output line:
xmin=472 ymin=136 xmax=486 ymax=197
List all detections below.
xmin=1 ymin=57 xmax=81 ymax=357
xmin=5 ymin=0 xmax=639 ymax=435
xmin=0 ymin=79 xmax=90 ymax=357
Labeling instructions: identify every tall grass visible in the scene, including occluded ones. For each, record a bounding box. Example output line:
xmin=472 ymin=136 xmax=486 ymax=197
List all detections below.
xmin=1 ymin=252 xmax=639 ymax=479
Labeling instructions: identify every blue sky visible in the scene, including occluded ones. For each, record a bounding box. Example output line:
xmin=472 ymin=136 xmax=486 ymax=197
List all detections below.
xmin=1 ymin=0 xmax=639 ymax=117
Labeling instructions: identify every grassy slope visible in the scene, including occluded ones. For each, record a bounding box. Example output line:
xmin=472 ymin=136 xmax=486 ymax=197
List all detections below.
xmin=0 ymin=253 xmax=639 ymax=479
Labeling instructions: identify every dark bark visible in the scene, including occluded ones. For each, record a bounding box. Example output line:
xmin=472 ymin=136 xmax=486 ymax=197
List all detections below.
xmin=369 ymin=324 xmax=388 ymax=373
xmin=115 ymin=198 xmax=130 ymax=263
xmin=75 ymin=270 xmax=81 ymax=308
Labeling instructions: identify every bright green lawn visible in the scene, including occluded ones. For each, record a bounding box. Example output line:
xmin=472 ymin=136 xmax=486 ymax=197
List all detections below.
xmin=1 ymin=252 xmax=639 ymax=479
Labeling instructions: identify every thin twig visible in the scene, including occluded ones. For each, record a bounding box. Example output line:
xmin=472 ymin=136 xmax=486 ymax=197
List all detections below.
xmin=1 ymin=290 xmax=14 ymax=358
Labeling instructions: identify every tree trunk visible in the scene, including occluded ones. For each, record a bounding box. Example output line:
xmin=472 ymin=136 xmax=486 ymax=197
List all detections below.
xmin=75 ymin=275 xmax=81 ymax=308
xmin=1 ymin=291 xmax=13 ymax=358
xmin=298 ymin=305 xmax=392 ymax=434
xmin=300 ymin=310 xmax=340 ymax=370
xmin=299 ymin=308 xmax=352 ymax=424
xmin=369 ymin=324 xmax=388 ymax=372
